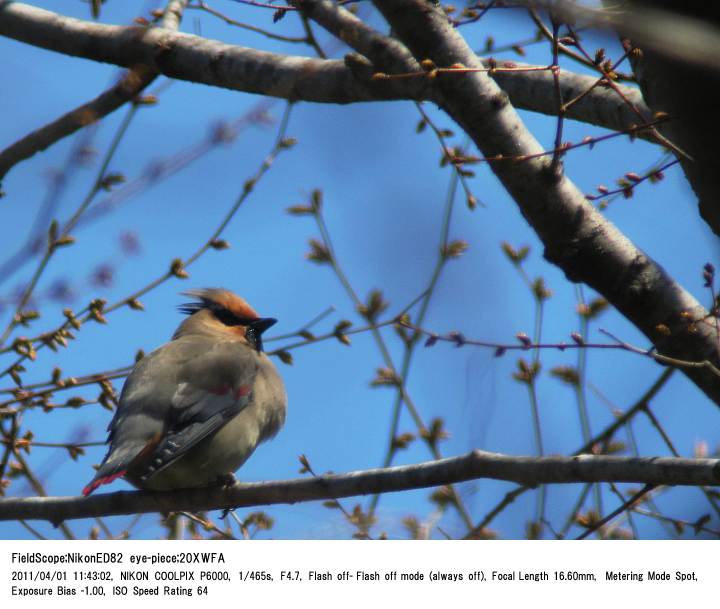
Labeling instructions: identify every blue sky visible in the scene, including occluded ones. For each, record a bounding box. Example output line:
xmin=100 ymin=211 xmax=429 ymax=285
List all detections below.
xmin=0 ymin=1 xmax=718 ymax=539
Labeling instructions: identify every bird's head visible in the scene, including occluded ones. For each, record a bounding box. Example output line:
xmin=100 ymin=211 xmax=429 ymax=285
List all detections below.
xmin=175 ymin=288 xmax=276 ymax=352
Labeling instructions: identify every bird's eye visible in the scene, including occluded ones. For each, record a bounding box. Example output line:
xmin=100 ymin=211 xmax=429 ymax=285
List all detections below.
xmin=245 ymin=325 xmax=262 ymax=352
xmin=243 ymin=318 xmax=276 ymax=352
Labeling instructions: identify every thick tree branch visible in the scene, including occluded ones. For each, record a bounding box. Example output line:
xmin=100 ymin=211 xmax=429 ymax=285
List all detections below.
xmin=372 ymin=0 xmax=720 ymax=405
xmin=0 ymin=2 xmax=410 ymax=105
xmin=295 ymin=0 xmax=656 ymax=144
xmin=489 ymin=60 xmax=656 ymax=143
xmin=0 ymin=450 xmax=717 ymax=523
xmin=291 ymin=0 xmax=419 ymax=73
xmin=0 ymin=2 xmax=655 ymax=142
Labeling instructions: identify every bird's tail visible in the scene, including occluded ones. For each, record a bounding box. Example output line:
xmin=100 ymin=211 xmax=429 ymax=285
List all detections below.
xmin=81 ymin=441 xmax=148 ymax=496
xmin=82 ymin=468 xmax=127 ymax=496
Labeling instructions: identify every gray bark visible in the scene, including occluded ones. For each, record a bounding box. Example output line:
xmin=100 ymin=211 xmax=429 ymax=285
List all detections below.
xmin=0 ymin=450 xmax=717 ymax=523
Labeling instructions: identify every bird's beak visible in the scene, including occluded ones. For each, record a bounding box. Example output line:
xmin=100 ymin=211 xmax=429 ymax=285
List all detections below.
xmin=250 ymin=317 xmax=277 ymax=335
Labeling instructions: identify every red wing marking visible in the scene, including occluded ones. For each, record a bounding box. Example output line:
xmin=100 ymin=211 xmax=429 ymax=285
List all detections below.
xmin=208 ymin=384 xmax=251 ymax=400
xmin=234 ymin=384 xmax=252 ymax=400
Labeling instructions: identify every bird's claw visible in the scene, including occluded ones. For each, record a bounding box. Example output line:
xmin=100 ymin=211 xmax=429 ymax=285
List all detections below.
xmin=216 ymin=474 xmax=239 ymax=519
xmin=215 ymin=473 xmax=238 ymax=488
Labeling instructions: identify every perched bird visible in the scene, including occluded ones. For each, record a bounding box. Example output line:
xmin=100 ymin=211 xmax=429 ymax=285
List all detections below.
xmin=82 ymin=288 xmax=286 ymax=495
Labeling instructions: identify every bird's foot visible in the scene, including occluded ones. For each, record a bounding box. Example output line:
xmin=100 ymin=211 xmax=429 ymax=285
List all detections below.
xmin=215 ymin=472 xmax=238 ymax=488
xmin=215 ymin=474 xmax=239 ymax=519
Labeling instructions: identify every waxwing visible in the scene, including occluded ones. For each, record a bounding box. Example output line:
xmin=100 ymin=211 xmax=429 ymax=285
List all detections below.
xmin=82 ymin=288 xmax=287 ymax=495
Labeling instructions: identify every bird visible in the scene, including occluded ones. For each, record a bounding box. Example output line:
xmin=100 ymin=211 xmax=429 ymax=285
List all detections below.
xmin=82 ymin=288 xmax=286 ymax=496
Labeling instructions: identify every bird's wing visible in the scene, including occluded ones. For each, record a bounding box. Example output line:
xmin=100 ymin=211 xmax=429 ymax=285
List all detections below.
xmin=82 ymin=337 xmax=258 ymax=495
xmin=131 ymin=375 xmax=255 ymax=485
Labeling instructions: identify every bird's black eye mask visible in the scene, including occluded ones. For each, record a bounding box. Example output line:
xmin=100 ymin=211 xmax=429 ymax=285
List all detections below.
xmin=179 ymin=299 xmax=276 ymax=352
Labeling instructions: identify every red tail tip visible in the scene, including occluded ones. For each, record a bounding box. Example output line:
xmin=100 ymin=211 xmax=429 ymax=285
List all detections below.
xmin=82 ymin=469 xmax=127 ymax=496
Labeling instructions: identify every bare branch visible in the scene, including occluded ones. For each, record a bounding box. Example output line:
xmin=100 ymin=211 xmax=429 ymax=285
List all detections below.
xmin=0 ymin=450 xmax=717 ymax=523
xmin=489 ymin=59 xmax=657 ymax=143
xmin=371 ymin=0 xmax=720 ymax=405
xmin=0 ymin=2 xmax=655 ymax=142
xmin=0 ymin=67 xmax=152 ymax=182
xmin=0 ymin=0 xmax=189 ymax=183
xmin=0 ymin=2 xmax=408 ymax=105
xmin=290 ymin=0 xmax=418 ymax=72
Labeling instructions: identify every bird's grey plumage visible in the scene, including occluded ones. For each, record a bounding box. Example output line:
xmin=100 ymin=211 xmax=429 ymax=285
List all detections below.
xmin=83 ymin=289 xmax=286 ymax=495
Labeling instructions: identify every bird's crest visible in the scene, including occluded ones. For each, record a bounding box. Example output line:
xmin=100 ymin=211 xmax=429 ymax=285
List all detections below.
xmin=179 ymin=288 xmax=259 ymax=321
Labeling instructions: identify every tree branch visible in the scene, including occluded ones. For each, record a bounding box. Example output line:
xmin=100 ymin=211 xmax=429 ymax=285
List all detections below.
xmin=489 ymin=60 xmax=657 ymax=143
xmin=0 ymin=2 xmax=407 ymax=105
xmin=291 ymin=0 xmax=419 ymax=73
xmin=0 ymin=66 xmax=153 ymax=183
xmin=0 ymin=0 xmax=189 ymax=184
xmin=372 ymin=0 xmax=720 ymax=405
xmin=294 ymin=0 xmax=656 ymax=144
xmin=0 ymin=450 xmax=717 ymax=523
xmin=0 ymin=2 xmax=656 ymax=142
